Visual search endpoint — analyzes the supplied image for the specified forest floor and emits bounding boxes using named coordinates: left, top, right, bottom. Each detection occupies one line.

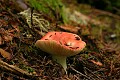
left=0, top=0, right=120, bottom=80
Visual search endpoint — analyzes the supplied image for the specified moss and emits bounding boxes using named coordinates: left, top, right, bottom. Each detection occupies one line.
left=28, top=0, right=68, bottom=23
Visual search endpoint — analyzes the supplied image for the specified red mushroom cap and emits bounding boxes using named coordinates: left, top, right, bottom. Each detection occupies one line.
left=35, top=32, right=86, bottom=56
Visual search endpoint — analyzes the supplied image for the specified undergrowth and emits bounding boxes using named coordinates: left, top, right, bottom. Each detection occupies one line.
left=28, top=0, right=68, bottom=23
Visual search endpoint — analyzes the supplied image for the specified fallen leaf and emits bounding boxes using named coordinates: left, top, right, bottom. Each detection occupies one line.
left=90, top=60, right=103, bottom=66
left=0, top=48, right=12, bottom=60
left=59, top=25, right=80, bottom=33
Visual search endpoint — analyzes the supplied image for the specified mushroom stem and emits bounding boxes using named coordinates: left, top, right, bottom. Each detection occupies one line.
left=52, top=55, right=67, bottom=73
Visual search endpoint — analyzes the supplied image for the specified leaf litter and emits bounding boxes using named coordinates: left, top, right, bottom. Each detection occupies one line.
left=0, top=0, right=120, bottom=80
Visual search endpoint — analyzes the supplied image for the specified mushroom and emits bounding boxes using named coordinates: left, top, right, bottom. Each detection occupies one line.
left=35, top=32, right=86, bottom=73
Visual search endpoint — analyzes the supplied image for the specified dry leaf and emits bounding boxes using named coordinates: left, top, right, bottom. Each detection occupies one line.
left=59, top=25, right=80, bottom=33
left=0, top=48, right=12, bottom=60
left=90, top=60, right=103, bottom=66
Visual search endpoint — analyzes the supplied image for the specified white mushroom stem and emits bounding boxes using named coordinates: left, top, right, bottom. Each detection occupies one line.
left=52, top=55, right=67, bottom=73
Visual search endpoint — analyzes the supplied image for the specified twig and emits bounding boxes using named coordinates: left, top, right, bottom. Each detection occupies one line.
left=84, top=67, right=103, bottom=80
left=69, top=66, right=94, bottom=80
left=0, top=60, right=36, bottom=79
left=93, top=9, right=120, bottom=20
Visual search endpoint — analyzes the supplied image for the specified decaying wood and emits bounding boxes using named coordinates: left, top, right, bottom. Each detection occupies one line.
left=0, top=60, right=36, bottom=79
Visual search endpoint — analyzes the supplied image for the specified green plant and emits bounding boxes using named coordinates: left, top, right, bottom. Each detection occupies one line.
left=28, top=0, right=68, bottom=23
